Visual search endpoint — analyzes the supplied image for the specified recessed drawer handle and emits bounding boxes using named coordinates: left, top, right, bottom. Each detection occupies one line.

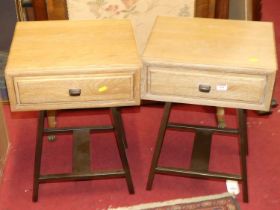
left=199, top=84, right=211, bottom=93
left=69, top=88, right=81, bottom=96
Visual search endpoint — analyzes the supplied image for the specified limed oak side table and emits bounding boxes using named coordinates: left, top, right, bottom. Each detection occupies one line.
left=5, top=19, right=141, bottom=201
left=142, top=16, right=277, bottom=202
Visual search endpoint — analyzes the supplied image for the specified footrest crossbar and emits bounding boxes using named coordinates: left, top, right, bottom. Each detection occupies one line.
left=44, top=125, right=114, bottom=134
left=155, top=166, right=242, bottom=181
left=39, top=170, right=126, bottom=183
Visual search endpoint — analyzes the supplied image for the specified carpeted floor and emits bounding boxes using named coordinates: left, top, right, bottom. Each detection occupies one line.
left=1, top=0, right=280, bottom=210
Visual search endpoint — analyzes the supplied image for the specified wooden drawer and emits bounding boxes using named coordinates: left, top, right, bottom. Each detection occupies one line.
left=142, top=66, right=274, bottom=111
left=10, top=72, right=139, bottom=111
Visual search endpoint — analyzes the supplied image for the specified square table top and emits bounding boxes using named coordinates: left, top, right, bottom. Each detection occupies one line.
left=6, top=19, right=141, bottom=76
left=143, top=16, right=277, bottom=74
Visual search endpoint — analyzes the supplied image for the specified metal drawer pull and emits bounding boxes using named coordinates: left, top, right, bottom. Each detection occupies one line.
left=69, top=88, right=81, bottom=96
left=199, top=84, right=211, bottom=93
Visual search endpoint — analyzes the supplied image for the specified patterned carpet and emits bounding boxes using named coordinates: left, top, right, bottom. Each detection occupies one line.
left=109, top=193, right=240, bottom=210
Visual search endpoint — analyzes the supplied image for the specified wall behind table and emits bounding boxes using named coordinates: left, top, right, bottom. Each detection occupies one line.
left=0, top=0, right=17, bottom=51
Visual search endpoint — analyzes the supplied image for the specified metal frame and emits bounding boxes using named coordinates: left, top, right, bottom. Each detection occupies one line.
left=146, top=102, right=249, bottom=202
left=32, top=108, right=134, bottom=202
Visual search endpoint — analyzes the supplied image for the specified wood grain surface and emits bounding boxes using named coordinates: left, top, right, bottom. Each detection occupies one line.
left=143, top=17, right=276, bottom=72
left=6, top=20, right=141, bottom=74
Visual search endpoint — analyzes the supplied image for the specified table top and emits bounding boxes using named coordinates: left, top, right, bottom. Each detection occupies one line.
left=6, top=19, right=141, bottom=76
left=143, top=16, right=277, bottom=74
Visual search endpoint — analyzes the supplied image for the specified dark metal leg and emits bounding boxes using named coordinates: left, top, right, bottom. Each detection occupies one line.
left=238, top=109, right=249, bottom=202
left=238, top=110, right=248, bottom=156
left=116, top=107, right=128, bottom=149
left=32, top=111, right=46, bottom=202
left=146, top=102, right=172, bottom=190
left=145, top=105, right=249, bottom=202
left=111, top=107, right=134, bottom=194
left=32, top=108, right=134, bottom=201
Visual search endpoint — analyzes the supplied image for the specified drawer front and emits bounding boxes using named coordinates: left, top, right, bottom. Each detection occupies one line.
left=146, top=67, right=267, bottom=105
left=14, top=73, right=136, bottom=107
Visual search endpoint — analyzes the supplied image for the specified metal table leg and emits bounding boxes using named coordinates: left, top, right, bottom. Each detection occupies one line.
left=32, top=108, right=134, bottom=202
left=146, top=102, right=249, bottom=202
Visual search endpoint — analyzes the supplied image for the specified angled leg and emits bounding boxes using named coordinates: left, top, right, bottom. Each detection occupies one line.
left=115, top=107, right=128, bottom=148
left=47, top=110, right=56, bottom=141
left=238, top=109, right=248, bottom=156
left=238, top=109, right=249, bottom=202
left=146, top=102, right=172, bottom=190
left=111, top=107, right=134, bottom=194
left=32, top=111, right=46, bottom=202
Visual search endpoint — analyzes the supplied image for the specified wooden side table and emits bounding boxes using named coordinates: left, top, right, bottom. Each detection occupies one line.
left=142, top=16, right=277, bottom=202
left=5, top=19, right=141, bottom=201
